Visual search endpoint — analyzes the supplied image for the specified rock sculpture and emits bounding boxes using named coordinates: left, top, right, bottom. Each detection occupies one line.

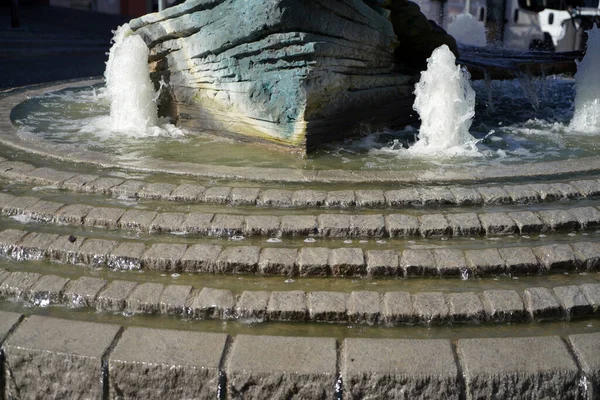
left=130, top=0, right=416, bottom=153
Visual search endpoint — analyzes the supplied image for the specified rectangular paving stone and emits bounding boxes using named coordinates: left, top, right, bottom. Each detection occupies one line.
left=382, top=291, right=413, bottom=325
left=235, top=291, right=270, bottom=322
left=308, top=291, right=348, bottom=322
left=449, top=187, right=483, bottom=205
left=26, top=200, right=65, bottom=222
left=344, top=338, right=460, bottom=400
left=503, top=184, right=540, bottom=203
left=478, top=212, right=518, bottom=235
left=348, top=291, right=381, bottom=325
left=477, top=186, right=511, bottom=204
left=107, top=242, right=147, bottom=270
left=412, top=292, right=449, bottom=323
left=351, top=214, right=385, bottom=237
left=188, top=287, right=235, bottom=319
left=385, top=188, right=421, bottom=206
left=12, top=232, right=59, bottom=260
left=267, top=290, right=308, bottom=321
left=60, top=173, right=100, bottom=191
left=110, top=179, right=146, bottom=198
left=76, top=238, right=118, bottom=266
left=3, top=316, right=121, bottom=400
left=432, top=249, right=467, bottom=276
left=499, top=247, right=539, bottom=274
left=523, top=287, right=562, bottom=320
left=446, top=212, right=483, bottom=236
left=96, top=280, right=138, bottom=312
left=532, top=244, right=578, bottom=271
left=385, top=214, right=419, bottom=237
left=298, top=247, right=331, bottom=276
left=243, top=215, right=280, bottom=236
left=538, top=209, right=579, bottom=232
left=465, top=248, right=506, bottom=275
left=419, top=213, right=450, bottom=237
left=2, top=195, right=39, bottom=215
left=29, top=275, right=69, bottom=306
left=126, top=282, right=164, bottom=314
left=318, top=214, right=351, bottom=237
left=0, top=271, right=41, bottom=300
left=203, top=186, right=231, bottom=203
left=148, top=212, right=187, bottom=233
left=508, top=211, right=544, bottom=234
left=567, top=206, right=600, bottom=229
left=170, top=183, right=206, bottom=201
left=62, top=276, right=107, bottom=308
left=258, top=247, right=298, bottom=275
left=117, top=209, right=158, bottom=231
left=291, top=189, right=327, bottom=207
left=325, top=190, right=356, bottom=207
left=527, top=183, right=564, bottom=201
left=447, top=292, right=485, bottom=322
left=47, top=234, right=83, bottom=264
left=401, top=249, right=437, bottom=276
left=0, top=229, right=27, bottom=255
left=0, top=310, right=22, bottom=343
left=137, top=182, right=177, bottom=199
left=258, top=189, right=293, bottom=207
left=568, top=332, right=600, bottom=399
left=579, top=283, right=600, bottom=313
left=570, top=179, right=600, bottom=197
left=280, top=215, right=318, bottom=235
left=330, top=247, right=365, bottom=276
left=481, top=289, right=526, bottom=322
left=142, top=243, right=187, bottom=270
left=215, top=246, right=260, bottom=274
left=210, top=214, right=244, bottom=236
left=366, top=249, right=400, bottom=277
left=229, top=187, right=260, bottom=205
left=355, top=189, right=385, bottom=207
left=227, top=335, right=337, bottom=400
left=0, top=161, right=36, bottom=179
left=553, top=285, right=593, bottom=317
left=109, top=328, right=227, bottom=399
left=419, top=187, right=456, bottom=205
left=181, top=212, right=214, bottom=234
left=83, top=206, right=125, bottom=228
left=84, top=176, right=125, bottom=194
left=159, top=284, right=193, bottom=316
left=458, top=336, right=579, bottom=400
left=180, top=244, right=222, bottom=272
left=53, top=204, right=93, bottom=225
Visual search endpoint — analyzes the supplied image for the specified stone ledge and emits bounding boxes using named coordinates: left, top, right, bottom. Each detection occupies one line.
left=3, top=161, right=600, bottom=208
left=2, top=196, right=600, bottom=239
left=1, top=269, right=598, bottom=326
left=0, top=229, right=598, bottom=279
left=0, top=315, right=596, bottom=400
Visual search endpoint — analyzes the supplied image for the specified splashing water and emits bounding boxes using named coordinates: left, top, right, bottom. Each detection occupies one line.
left=409, top=45, right=479, bottom=156
left=447, top=13, right=487, bottom=47
left=103, top=24, right=183, bottom=137
left=570, top=27, right=600, bottom=133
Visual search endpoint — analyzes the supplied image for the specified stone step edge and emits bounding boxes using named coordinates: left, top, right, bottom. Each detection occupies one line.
left=1, top=229, right=600, bottom=277
left=3, top=191, right=600, bottom=239
left=0, top=267, right=598, bottom=326
left=2, top=158, right=600, bottom=208
left=1, top=312, right=598, bottom=399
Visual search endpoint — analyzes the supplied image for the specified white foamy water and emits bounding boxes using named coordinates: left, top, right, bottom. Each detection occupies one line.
left=103, top=23, right=184, bottom=137
left=570, top=27, right=600, bottom=133
left=447, top=13, right=487, bottom=47
left=408, top=45, right=479, bottom=156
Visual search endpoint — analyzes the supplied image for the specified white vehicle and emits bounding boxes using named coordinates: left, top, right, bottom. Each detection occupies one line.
left=539, top=9, right=572, bottom=46
left=501, top=0, right=548, bottom=50
left=540, top=1, right=600, bottom=51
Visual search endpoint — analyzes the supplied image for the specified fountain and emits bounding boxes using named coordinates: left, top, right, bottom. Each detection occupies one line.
left=0, top=2, right=599, bottom=399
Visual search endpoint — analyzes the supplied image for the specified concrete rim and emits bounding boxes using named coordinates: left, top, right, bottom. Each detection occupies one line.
left=4, top=79, right=600, bottom=184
